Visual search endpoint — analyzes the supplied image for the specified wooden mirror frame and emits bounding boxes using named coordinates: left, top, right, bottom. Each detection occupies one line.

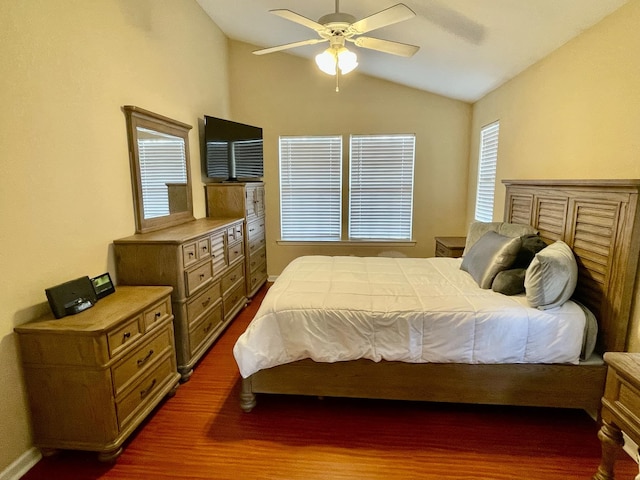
left=123, top=106, right=195, bottom=233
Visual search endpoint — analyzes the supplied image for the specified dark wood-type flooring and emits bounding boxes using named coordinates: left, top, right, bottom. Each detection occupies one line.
left=22, top=284, right=639, bottom=479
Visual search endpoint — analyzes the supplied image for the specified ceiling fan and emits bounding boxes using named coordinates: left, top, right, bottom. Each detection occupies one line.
left=253, top=1, right=420, bottom=89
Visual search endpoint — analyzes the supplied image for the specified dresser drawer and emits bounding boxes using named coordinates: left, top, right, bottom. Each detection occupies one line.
left=249, top=262, right=267, bottom=292
left=186, top=281, right=221, bottom=325
left=182, top=242, right=198, bottom=267
left=143, top=297, right=171, bottom=331
left=222, top=262, right=244, bottom=293
left=224, top=282, right=245, bottom=316
left=247, top=218, right=265, bottom=242
left=249, top=246, right=266, bottom=273
left=188, top=303, right=223, bottom=356
left=228, top=240, right=244, bottom=265
left=112, top=326, right=174, bottom=395
left=116, top=353, right=175, bottom=429
left=108, top=316, right=143, bottom=358
left=185, top=261, right=213, bottom=296
left=197, top=237, right=211, bottom=258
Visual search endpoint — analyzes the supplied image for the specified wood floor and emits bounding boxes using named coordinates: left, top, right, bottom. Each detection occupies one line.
left=22, top=284, right=639, bottom=480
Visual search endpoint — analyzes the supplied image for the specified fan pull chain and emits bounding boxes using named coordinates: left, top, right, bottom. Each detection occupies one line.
left=335, top=68, right=340, bottom=92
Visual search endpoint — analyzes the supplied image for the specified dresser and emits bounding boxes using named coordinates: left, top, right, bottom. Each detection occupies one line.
left=594, top=352, right=640, bottom=480
left=434, top=236, right=466, bottom=258
left=15, top=286, right=179, bottom=461
left=205, top=182, right=267, bottom=298
left=114, top=217, right=246, bottom=381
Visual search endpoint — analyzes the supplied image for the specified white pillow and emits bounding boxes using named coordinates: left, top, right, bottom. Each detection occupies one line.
left=525, top=241, right=578, bottom=309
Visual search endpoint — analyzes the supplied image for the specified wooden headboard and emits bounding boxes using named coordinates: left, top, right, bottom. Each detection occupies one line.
left=503, top=180, right=640, bottom=354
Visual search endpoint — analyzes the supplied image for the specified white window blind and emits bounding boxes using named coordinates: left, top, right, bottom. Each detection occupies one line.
left=279, top=136, right=342, bottom=240
left=475, top=121, right=500, bottom=222
left=349, top=134, right=415, bottom=240
left=137, top=127, right=188, bottom=219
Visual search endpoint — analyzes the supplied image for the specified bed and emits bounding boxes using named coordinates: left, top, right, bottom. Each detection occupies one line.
left=235, top=180, right=640, bottom=418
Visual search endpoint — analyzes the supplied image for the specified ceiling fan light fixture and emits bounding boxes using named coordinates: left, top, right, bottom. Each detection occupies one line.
left=315, top=46, right=358, bottom=76
left=315, top=49, right=337, bottom=75
left=337, top=48, right=358, bottom=74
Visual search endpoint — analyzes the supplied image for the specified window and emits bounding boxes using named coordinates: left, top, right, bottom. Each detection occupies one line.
left=349, top=134, right=415, bottom=240
left=279, top=136, right=342, bottom=240
left=279, top=133, right=416, bottom=242
left=475, top=121, right=500, bottom=222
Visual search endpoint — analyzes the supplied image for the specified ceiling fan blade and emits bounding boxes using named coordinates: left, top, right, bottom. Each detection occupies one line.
left=270, top=9, right=327, bottom=33
left=253, top=38, right=327, bottom=56
left=353, top=37, right=419, bottom=57
left=349, top=4, right=416, bottom=35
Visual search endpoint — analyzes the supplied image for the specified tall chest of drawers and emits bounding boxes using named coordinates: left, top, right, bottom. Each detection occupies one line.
left=15, top=286, right=179, bottom=461
left=205, top=182, right=267, bottom=298
left=113, top=217, right=246, bottom=381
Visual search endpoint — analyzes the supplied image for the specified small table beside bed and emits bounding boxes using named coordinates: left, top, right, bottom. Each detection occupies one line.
left=234, top=179, right=640, bottom=420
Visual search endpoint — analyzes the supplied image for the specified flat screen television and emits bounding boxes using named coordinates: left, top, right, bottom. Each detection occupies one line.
left=203, top=115, right=263, bottom=182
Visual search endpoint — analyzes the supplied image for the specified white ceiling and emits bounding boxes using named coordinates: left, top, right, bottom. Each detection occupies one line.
left=196, top=0, right=628, bottom=103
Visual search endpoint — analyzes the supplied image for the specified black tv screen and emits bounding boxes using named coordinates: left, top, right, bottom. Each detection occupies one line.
left=203, top=115, right=263, bottom=181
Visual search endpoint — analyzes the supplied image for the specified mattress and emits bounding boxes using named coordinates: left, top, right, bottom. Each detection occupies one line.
left=233, top=256, right=586, bottom=378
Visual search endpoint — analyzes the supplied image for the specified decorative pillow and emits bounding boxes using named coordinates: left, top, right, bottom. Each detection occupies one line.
left=512, top=234, right=548, bottom=269
left=463, top=222, right=538, bottom=256
left=524, top=241, right=578, bottom=309
left=460, top=231, right=522, bottom=289
left=492, top=268, right=527, bottom=295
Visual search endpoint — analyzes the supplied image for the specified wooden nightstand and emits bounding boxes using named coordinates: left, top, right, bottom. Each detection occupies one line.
left=434, top=236, right=466, bottom=258
left=594, top=352, right=640, bottom=480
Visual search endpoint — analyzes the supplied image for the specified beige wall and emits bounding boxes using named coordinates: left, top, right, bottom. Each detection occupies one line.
left=0, top=0, right=229, bottom=472
left=228, top=40, right=472, bottom=274
left=468, top=0, right=640, bottom=348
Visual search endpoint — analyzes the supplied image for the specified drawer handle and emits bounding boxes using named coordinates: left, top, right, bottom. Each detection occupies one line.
left=140, top=379, right=157, bottom=400
left=230, top=275, right=237, bottom=282
left=203, top=322, right=213, bottom=334
left=251, top=277, right=257, bottom=285
left=249, top=228, right=255, bottom=232
left=202, top=297, right=211, bottom=308
left=137, top=349, right=154, bottom=367
left=154, top=311, right=162, bottom=319
left=199, top=274, right=205, bottom=280
left=188, top=252, right=194, bottom=258
left=202, top=246, right=208, bottom=252
left=123, top=332, right=131, bottom=341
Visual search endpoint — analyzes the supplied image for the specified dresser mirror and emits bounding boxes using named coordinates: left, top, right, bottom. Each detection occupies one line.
left=123, top=105, right=194, bottom=233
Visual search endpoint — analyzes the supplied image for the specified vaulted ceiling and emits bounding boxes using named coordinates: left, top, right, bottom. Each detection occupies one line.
left=196, top=0, right=629, bottom=102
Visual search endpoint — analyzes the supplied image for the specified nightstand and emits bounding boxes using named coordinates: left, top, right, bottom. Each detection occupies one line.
left=594, top=352, right=640, bottom=480
left=434, top=236, right=466, bottom=258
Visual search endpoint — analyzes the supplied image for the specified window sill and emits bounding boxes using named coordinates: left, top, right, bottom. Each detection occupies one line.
left=277, top=239, right=417, bottom=247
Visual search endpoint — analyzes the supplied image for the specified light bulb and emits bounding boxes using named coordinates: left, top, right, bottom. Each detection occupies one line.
left=337, top=48, right=358, bottom=75
left=315, top=49, right=337, bottom=75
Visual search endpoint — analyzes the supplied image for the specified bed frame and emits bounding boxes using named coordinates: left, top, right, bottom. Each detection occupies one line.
left=240, top=180, right=640, bottom=418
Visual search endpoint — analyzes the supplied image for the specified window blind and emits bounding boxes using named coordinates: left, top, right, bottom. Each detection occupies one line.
left=349, top=134, right=415, bottom=240
left=475, top=121, right=500, bottom=222
left=279, top=136, right=342, bottom=240
left=137, top=127, right=188, bottom=219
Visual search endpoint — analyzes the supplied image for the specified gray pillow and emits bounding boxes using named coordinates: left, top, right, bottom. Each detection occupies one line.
left=461, top=231, right=522, bottom=289
left=492, top=268, right=527, bottom=295
left=463, top=221, right=538, bottom=256
left=525, top=241, right=578, bottom=309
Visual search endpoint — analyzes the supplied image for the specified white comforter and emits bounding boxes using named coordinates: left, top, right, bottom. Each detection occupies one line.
left=233, top=256, right=586, bottom=378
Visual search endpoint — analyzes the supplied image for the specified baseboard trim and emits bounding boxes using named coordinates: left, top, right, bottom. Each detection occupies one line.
left=0, top=448, right=41, bottom=480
